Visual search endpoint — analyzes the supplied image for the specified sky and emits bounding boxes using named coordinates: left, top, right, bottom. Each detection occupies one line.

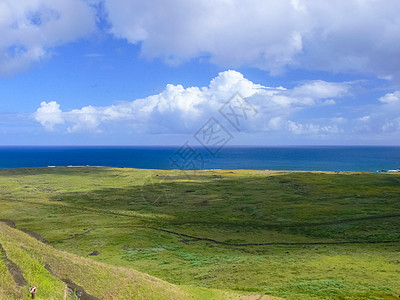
left=1, top=0, right=400, bottom=146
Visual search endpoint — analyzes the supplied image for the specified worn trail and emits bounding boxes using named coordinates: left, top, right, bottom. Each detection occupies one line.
left=0, top=243, right=27, bottom=287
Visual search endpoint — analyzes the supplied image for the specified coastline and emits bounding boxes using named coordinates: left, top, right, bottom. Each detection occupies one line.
left=0, top=165, right=397, bottom=174
left=0, top=146, right=399, bottom=172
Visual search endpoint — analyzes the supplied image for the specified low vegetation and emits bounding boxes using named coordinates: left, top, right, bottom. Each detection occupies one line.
left=1, top=220, right=262, bottom=299
left=0, top=167, right=399, bottom=299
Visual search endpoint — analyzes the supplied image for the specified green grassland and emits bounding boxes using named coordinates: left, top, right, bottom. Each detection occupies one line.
left=0, top=167, right=399, bottom=299
left=0, top=219, right=259, bottom=300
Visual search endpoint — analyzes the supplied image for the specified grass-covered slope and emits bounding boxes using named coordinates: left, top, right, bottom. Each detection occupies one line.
left=0, top=167, right=399, bottom=299
left=0, top=221, right=271, bottom=299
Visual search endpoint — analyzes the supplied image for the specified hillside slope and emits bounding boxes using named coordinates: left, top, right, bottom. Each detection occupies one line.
left=0, top=221, right=274, bottom=299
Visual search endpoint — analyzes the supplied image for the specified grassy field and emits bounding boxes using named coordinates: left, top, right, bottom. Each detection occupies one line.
left=0, top=167, right=399, bottom=299
left=0, top=219, right=262, bottom=299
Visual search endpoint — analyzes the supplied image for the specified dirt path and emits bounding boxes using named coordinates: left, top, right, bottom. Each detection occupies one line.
left=0, top=219, right=49, bottom=244
left=44, top=262, right=101, bottom=300
left=0, top=243, right=27, bottom=287
left=0, top=219, right=16, bottom=228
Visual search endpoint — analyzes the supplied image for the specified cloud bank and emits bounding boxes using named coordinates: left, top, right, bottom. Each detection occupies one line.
left=34, top=70, right=349, bottom=136
left=104, top=0, right=400, bottom=80
left=1, top=0, right=400, bottom=81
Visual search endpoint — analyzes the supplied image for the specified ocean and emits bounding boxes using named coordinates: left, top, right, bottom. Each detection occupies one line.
left=0, top=146, right=399, bottom=172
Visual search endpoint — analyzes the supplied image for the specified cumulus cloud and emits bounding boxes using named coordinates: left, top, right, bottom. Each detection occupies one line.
left=34, top=101, right=64, bottom=131
left=33, top=70, right=349, bottom=134
left=0, top=0, right=96, bottom=76
left=103, top=0, right=400, bottom=80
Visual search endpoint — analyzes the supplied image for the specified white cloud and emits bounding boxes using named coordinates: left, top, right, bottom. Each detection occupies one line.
left=0, top=0, right=96, bottom=76
left=331, top=117, right=346, bottom=123
left=287, top=120, right=339, bottom=135
left=3, top=0, right=400, bottom=81
left=33, top=70, right=349, bottom=134
left=373, top=91, right=400, bottom=134
left=323, top=99, right=336, bottom=105
left=67, top=106, right=102, bottom=133
left=382, top=118, right=400, bottom=132
left=348, top=91, right=400, bottom=136
left=266, top=117, right=284, bottom=131
left=356, top=116, right=370, bottom=122
left=103, top=0, right=400, bottom=80
left=34, top=101, right=64, bottom=131
left=379, top=91, right=400, bottom=104
left=291, top=81, right=348, bottom=100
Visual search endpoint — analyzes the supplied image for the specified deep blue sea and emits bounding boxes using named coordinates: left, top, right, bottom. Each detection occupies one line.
left=0, top=146, right=399, bottom=172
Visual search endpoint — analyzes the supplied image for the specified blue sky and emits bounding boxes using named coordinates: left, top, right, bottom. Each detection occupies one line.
left=1, top=0, right=400, bottom=145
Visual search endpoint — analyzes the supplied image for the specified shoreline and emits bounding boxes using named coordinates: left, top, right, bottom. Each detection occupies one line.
left=0, top=165, right=396, bottom=174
